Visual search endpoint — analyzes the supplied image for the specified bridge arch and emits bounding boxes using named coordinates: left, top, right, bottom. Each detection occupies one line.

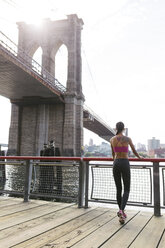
left=27, top=41, right=41, bottom=58
left=48, top=39, right=68, bottom=83
left=32, top=46, right=43, bottom=74
left=8, top=15, right=84, bottom=156
left=54, top=44, right=68, bottom=88
left=17, top=15, right=84, bottom=95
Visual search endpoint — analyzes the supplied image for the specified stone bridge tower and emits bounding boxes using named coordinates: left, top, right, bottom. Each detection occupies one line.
left=8, top=15, right=84, bottom=156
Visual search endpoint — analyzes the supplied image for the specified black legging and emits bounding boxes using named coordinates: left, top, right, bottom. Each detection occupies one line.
left=113, top=159, right=130, bottom=210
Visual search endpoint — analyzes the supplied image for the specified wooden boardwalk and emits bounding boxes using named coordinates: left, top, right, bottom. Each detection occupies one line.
left=0, top=196, right=164, bottom=248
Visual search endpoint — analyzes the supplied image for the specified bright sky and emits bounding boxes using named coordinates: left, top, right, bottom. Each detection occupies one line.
left=0, top=0, right=165, bottom=147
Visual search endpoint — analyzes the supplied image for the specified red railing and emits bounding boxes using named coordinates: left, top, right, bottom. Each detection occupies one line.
left=0, top=156, right=164, bottom=216
left=2, top=156, right=165, bottom=162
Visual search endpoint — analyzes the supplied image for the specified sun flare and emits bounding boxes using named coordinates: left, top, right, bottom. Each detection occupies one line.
left=17, top=0, right=54, bottom=25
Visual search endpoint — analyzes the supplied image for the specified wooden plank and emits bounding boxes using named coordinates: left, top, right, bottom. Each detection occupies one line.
left=70, top=210, right=139, bottom=248
left=0, top=201, right=22, bottom=208
left=0, top=202, right=74, bottom=230
left=0, top=196, right=13, bottom=201
left=0, top=196, right=22, bottom=201
left=101, top=211, right=153, bottom=248
left=1, top=197, right=164, bottom=248
left=158, top=229, right=165, bottom=248
left=0, top=197, right=56, bottom=208
left=11, top=207, right=106, bottom=248
left=0, top=197, right=23, bottom=207
left=129, top=215, right=165, bottom=248
left=0, top=201, right=49, bottom=217
left=41, top=209, right=117, bottom=248
left=0, top=204, right=78, bottom=241
left=0, top=205, right=96, bottom=248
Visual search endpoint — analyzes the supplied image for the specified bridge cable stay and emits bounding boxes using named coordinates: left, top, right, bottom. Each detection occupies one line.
left=2, top=0, right=22, bottom=10
left=0, top=0, right=20, bottom=25
left=82, top=47, right=111, bottom=130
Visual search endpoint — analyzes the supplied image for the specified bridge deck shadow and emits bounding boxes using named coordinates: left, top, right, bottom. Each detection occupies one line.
left=0, top=196, right=164, bottom=248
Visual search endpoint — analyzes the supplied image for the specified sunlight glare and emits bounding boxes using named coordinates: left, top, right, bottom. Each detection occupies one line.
left=18, top=0, right=52, bottom=25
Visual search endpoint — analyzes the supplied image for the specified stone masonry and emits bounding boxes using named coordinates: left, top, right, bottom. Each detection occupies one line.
left=8, top=15, right=84, bottom=156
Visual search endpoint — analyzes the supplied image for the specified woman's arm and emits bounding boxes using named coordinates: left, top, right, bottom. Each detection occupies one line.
left=110, top=138, right=115, bottom=160
left=111, top=143, right=115, bottom=160
left=128, top=138, right=141, bottom=159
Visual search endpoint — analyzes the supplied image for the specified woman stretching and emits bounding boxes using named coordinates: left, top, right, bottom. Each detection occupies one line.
left=110, top=122, right=141, bottom=224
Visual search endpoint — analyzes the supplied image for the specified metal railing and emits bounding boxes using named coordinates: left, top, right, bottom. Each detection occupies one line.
left=0, top=156, right=165, bottom=216
left=83, top=157, right=165, bottom=217
left=0, top=31, right=66, bottom=94
left=0, top=156, right=82, bottom=204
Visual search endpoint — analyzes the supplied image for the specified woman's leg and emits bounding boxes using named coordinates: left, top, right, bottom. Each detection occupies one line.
left=113, top=160, right=122, bottom=209
left=121, top=160, right=130, bottom=210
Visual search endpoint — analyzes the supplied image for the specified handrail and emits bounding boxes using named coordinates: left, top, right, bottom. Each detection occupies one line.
left=83, top=157, right=165, bottom=162
left=0, top=31, right=66, bottom=94
left=0, top=156, right=81, bottom=161
left=1, top=156, right=165, bottom=162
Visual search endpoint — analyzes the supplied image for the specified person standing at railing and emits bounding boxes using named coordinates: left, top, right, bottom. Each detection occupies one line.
left=39, top=140, right=62, bottom=199
left=110, top=121, right=141, bottom=224
left=49, top=140, right=62, bottom=200
left=39, top=143, right=52, bottom=194
left=0, top=148, right=6, bottom=194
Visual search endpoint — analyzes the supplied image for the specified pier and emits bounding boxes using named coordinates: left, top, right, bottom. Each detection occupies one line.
left=0, top=156, right=165, bottom=247
left=0, top=196, right=164, bottom=247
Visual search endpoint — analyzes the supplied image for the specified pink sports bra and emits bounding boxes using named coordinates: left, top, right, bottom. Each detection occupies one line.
left=113, top=146, right=128, bottom=153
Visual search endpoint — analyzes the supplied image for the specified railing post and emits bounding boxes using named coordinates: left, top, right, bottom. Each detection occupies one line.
left=24, top=160, right=33, bottom=202
left=153, top=162, right=161, bottom=216
left=85, top=161, right=89, bottom=208
left=78, top=159, right=85, bottom=208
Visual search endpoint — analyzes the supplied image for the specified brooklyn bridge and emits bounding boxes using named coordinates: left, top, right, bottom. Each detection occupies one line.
left=0, top=14, right=115, bottom=156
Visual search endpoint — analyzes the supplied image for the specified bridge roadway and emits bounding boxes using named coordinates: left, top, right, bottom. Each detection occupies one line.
left=0, top=31, right=115, bottom=142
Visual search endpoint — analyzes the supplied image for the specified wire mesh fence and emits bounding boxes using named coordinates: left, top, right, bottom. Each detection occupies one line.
left=0, top=163, right=25, bottom=195
left=31, top=162, right=79, bottom=200
left=129, top=167, right=151, bottom=204
left=89, top=163, right=152, bottom=206
left=0, top=161, right=79, bottom=201
left=90, top=166, right=116, bottom=201
left=163, top=168, right=165, bottom=206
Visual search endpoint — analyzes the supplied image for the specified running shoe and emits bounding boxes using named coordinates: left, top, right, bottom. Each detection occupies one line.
left=118, top=210, right=125, bottom=224
left=117, top=210, right=127, bottom=218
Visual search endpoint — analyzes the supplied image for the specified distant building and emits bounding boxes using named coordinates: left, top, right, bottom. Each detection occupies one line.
left=85, top=141, right=111, bottom=157
left=148, top=150, right=155, bottom=158
left=99, top=142, right=111, bottom=155
left=137, top=143, right=147, bottom=152
left=149, top=148, right=165, bottom=158
left=148, top=137, right=160, bottom=151
left=154, top=148, right=165, bottom=158
left=89, top=138, right=94, bottom=146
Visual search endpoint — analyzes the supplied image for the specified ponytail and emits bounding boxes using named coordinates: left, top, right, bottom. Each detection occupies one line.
left=116, top=122, right=124, bottom=135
